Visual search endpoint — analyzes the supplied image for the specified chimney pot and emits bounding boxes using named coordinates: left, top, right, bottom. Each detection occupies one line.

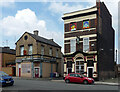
left=34, top=30, right=39, bottom=36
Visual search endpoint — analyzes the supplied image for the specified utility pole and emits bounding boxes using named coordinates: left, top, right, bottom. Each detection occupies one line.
left=116, top=50, right=117, bottom=63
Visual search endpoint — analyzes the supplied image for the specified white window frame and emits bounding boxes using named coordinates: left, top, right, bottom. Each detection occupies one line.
left=75, top=60, right=84, bottom=74
left=20, top=46, right=24, bottom=55
left=87, top=67, right=94, bottom=77
left=28, top=45, right=32, bottom=55
left=83, top=37, right=89, bottom=52
left=70, top=39, right=76, bottom=53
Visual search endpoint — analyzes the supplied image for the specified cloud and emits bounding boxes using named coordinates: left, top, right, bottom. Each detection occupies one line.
left=0, top=8, right=46, bottom=36
left=48, top=2, right=95, bottom=15
left=0, top=8, right=63, bottom=51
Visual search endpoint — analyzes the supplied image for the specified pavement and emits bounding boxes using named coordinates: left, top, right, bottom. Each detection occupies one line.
left=12, top=77, right=120, bottom=86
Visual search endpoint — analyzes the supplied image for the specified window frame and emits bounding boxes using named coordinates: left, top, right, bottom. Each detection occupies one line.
left=83, top=37, right=89, bottom=52
left=70, top=22, right=77, bottom=31
left=49, top=48, right=52, bottom=56
left=28, top=44, right=33, bottom=55
left=83, top=20, right=90, bottom=29
left=41, top=45, right=44, bottom=56
left=70, top=39, right=76, bottom=53
left=20, top=45, right=24, bottom=55
left=56, top=49, right=59, bottom=57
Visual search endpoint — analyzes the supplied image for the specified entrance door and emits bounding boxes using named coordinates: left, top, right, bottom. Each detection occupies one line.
left=12, top=67, right=16, bottom=76
left=68, top=68, right=72, bottom=74
left=88, top=68, right=93, bottom=78
left=35, top=68, right=39, bottom=78
left=19, top=68, right=21, bottom=77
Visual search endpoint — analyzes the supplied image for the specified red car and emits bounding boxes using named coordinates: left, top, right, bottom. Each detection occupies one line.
left=65, top=73, right=94, bottom=84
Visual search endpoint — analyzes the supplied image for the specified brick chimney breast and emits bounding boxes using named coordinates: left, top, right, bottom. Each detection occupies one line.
left=33, top=30, right=39, bottom=36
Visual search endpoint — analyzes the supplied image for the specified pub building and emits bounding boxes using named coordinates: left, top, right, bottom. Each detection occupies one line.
left=62, top=1, right=115, bottom=80
left=15, top=30, right=63, bottom=78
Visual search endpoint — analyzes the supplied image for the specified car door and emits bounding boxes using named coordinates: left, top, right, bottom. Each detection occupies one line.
left=74, top=74, right=83, bottom=83
left=69, top=74, right=76, bottom=82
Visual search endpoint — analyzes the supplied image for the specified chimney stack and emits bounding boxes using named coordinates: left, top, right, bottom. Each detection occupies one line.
left=49, top=39, right=54, bottom=41
left=34, top=30, right=39, bottom=36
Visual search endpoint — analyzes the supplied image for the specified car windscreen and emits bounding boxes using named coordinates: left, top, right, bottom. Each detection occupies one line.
left=81, top=74, right=87, bottom=77
left=0, top=71, right=8, bottom=77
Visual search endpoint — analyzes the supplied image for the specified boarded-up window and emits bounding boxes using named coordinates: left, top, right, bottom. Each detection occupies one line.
left=22, top=64, right=31, bottom=73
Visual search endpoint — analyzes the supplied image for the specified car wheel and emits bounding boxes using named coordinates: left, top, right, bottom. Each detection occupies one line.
left=91, top=81, right=94, bottom=85
left=65, top=79, right=70, bottom=83
left=83, top=80, right=88, bottom=84
left=10, top=83, right=13, bottom=86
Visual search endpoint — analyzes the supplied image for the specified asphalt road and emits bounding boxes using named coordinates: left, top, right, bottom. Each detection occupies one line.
left=1, top=78, right=119, bottom=91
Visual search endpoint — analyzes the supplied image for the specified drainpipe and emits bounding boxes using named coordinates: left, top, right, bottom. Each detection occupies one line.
left=51, top=58, right=53, bottom=79
left=31, top=56, right=34, bottom=78
left=51, top=63, right=53, bottom=79
left=40, top=62, right=42, bottom=78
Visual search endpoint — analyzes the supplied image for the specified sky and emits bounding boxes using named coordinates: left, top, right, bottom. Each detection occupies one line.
left=0, top=0, right=119, bottom=63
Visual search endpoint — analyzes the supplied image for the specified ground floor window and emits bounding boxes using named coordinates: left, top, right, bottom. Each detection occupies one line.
left=75, top=61, right=84, bottom=74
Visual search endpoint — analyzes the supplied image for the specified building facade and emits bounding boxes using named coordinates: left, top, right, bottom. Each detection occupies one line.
left=0, top=47, right=16, bottom=76
left=16, top=30, right=63, bottom=78
left=62, top=2, right=115, bottom=80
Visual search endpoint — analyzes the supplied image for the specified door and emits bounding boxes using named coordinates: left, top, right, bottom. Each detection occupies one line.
left=35, top=68, right=39, bottom=78
left=67, top=61, right=72, bottom=74
left=12, top=67, right=16, bottom=76
left=88, top=68, right=93, bottom=78
left=19, top=68, right=21, bottom=77
left=18, top=64, right=21, bottom=77
left=68, top=68, right=72, bottom=74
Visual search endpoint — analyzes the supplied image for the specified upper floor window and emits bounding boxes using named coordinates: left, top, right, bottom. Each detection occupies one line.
left=83, top=20, right=89, bottom=29
left=20, top=46, right=24, bottom=55
left=70, top=39, right=76, bottom=53
left=28, top=45, right=32, bottom=55
left=56, top=49, right=58, bottom=57
left=41, top=45, right=44, bottom=56
left=83, top=37, right=89, bottom=52
left=49, top=48, right=52, bottom=56
left=70, top=23, right=76, bottom=31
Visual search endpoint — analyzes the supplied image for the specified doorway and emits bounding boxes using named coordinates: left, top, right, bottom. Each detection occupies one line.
left=87, top=67, right=93, bottom=78
left=68, top=68, right=72, bottom=74
left=34, top=68, right=40, bottom=78
left=18, top=64, right=21, bottom=77
left=12, top=67, right=16, bottom=76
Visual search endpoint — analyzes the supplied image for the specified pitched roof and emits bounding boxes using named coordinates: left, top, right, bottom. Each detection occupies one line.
left=27, top=32, right=61, bottom=48
left=0, top=47, right=16, bottom=55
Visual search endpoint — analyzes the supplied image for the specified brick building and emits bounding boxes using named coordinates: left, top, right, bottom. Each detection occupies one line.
left=16, top=30, right=63, bottom=78
left=0, top=47, right=16, bottom=76
left=62, top=1, right=115, bottom=80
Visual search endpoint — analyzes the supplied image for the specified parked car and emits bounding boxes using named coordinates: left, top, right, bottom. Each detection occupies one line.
left=65, top=73, right=94, bottom=84
left=0, top=71, right=14, bottom=86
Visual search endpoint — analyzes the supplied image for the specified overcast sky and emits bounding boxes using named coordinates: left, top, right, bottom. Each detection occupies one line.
left=0, top=0, right=119, bottom=63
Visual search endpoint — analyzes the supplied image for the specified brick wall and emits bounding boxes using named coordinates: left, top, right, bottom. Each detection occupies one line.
left=2, top=67, right=13, bottom=76
left=2, top=53, right=16, bottom=67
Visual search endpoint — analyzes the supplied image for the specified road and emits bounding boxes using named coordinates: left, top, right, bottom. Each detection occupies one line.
left=1, top=78, right=119, bottom=91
